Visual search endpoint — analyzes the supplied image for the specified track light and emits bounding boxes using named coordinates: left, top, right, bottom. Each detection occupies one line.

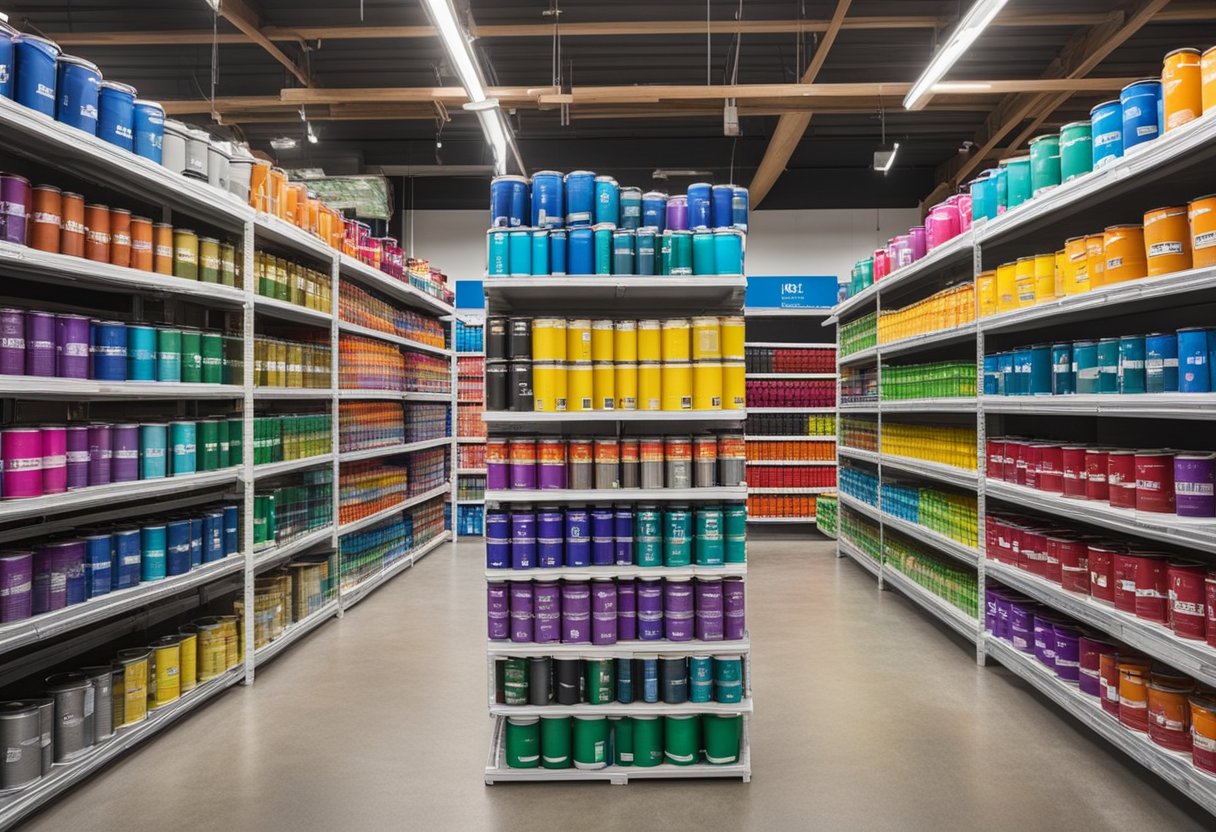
left=904, top=0, right=1008, bottom=111
left=873, top=143, right=900, bottom=174
left=306, top=124, right=318, bottom=144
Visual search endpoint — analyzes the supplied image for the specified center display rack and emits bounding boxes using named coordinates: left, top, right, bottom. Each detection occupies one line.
left=827, top=95, right=1216, bottom=816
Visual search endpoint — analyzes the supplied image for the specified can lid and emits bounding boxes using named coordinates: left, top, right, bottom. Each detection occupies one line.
left=593, top=175, right=617, bottom=183
left=1028, top=133, right=1059, bottom=145
left=0, top=702, right=38, bottom=719
left=592, top=222, right=617, bottom=231
left=1090, top=99, right=1121, bottom=114
left=44, top=671, right=91, bottom=693
left=688, top=182, right=713, bottom=189
left=1164, top=47, right=1202, bottom=58
left=565, top=170, right=595, bottom=178
left=531, top=169, right=562, bottom=178
left=100, top=80, right=138, bottom=96
left=58, top=54, right=102, bottom=74
left=712, top=183, right=735, bottom=190
left=133, top=99, right=165, bottom=112
left=1121, top=78, right=1162, bottom=92
left=642, top=190, right=668, bottom=199
left=492, top=174, right=528, bottom=183
left=1060, top=120, right=1091, bottom=131
left=15, top=34, right=62, bottom=54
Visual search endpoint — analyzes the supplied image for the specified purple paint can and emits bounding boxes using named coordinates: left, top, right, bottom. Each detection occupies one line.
left=664, top=577, right=693, bottom=641
left=511, top=508, right=536, bottom=569
left=486, top=439, right=508, bottom=491
left=536, top=507, right=563, bottom=568
left=984, top=588, right=1000, bottom=634
left=637, top=577, right=664, bottom=640
left=2, top=428, right=43, bottom=499
left=564, top=507, right=590, bottom=567
left=591, top=578, right=617, bottom=645
left=487, top=581, right=509, bottom=640
left=666, top=195, right=689, bottom=231
left=509, top=439, right=536, bottom=490
left=614, top=507, right=633, bottom=566
left=1078, top=635, right=1117, bottom=697
left=111, top=423, right=138, bottom=482
left=617, top=578, right=637, bottom=641
left=1053, top=623, right=1081, bottom=682
left=485, top=509, right=508, bottom=568
left=723, top=576, right=745, bottom=640
left=33, top=541, right=69, bottom=613
left=695, top=578, right=724, bottom=641
left=0, top=308, right=24, bottom=376
left=87, top=423, right=113, bottom=486
left=0, top=174, right=31, bottom=245
left=908, top=225, right=927, bottom=261
left=55, top=314, right=90, bottom=380
left=537, top=439, right=566, bottom=489
left=509, top=582, right=533, bottom=643
left=995, top=594, right=1013, bottom=641
left=533, top=581, right=560, bottom=643
left=1174, top=452, right=1216, bottom=518
left=590, top=506, right=614, bottom=566
left=561, top=580, right=590, bottom=644
left=1033, top=615, right=1060, bottom=671
left=24, top=311, right=55, bottom=377
left=65, top=425, right=89, bottom=489
left=1009, top=603, right=1034, bottom=652
left=40, top=426, right=66, bottom=494
left=0, top=552, right=33, bottom=622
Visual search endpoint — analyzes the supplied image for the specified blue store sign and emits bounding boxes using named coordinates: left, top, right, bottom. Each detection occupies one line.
left=745, top=275, right=837, bottom=309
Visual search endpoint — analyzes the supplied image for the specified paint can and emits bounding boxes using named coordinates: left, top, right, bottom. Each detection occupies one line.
left=540, top=716, right=571, bottom=769
left=509, top=582, right=534, bottom=643
left=1145, top=332, right=1178, bottom=393
left=1072, top=339, right=1099, bottom=393
left=572, top=715, right=609, bottom=770
left=202, top=511, right=223, bottom=562
left=509, top=359, right=533, bottom=411
left=29, top=185, right=62, bottom=254
left=663, top=714, right=700, bottom=766
left=2, top=428, right=42, bottom=499
left=533, top=581, right=560, bottom=642
left=617, top=579, right=637, bottom=640
left=1174, top=453, right=1216, bottom=518
left=564, top=507, right=590, bottom=567
left=1096, top=337, right=1119, bottom=394
left=592, top=578, right=618, bottom=644
left=1102, top=224, right=1146, bottom=285
left=504, top=717, right=540, bottom=769
left=634, top=504, right=663, bottom=567
left=1177, top=327, right=1213, bottom=392
left=1058, top=120, right=1092, bottom=181
left=511, top=508, right=537, bottom=570
left=1143, top=205, right=1191, bottom=276
left=549, top=228, right=568, bottom=274
left=1121, top=79, right=1162, bottom=151
left=637, top=579, right=663, bottom=640
left=592, top=223, right=613, bottom=274
left=165, top=519, right=191, bottom=576
left=1146, top=680, right=1195, bottom=753
left=657, top=655, right=688, bottom=704
left=1118, top=334, right=1146, bottom=394
left=0, top=702, right=42, bottom=789
left=1134, top=450, right=1174, bottom=514
left=1083, top=448, right=1108, bottom=500
left=490, top=174, right=529, bottom=228
left=1075, top=636, right=1115, bottom=699
left=38, top=425, right=66, bottom=495
left=1166, top=560, right=1208, bottom=639
left=82, top=533, right=112, bottom=598
left=1117, top=657, right=1153, bottom=732
left=614, top=506, right=634, bottom=565
left=612, top=228, right=635, bottom=275
left=112, top=423, right=139, bottom=482
left=508, top=228, right=532, bottom=276
left=1161, top=47, right=1203, bottom=132
left=14, top=35, right=60, bottom=116
left=0, top=552, right=33, bottom=622
left=44, top=672, right=93, bottom=762
left=96, top=80, right=137, bottom=150
left=529, top=170, right=563, bottom=228
left=487, top=582, right=508, bottom=639
left=169, top=420, right=196, bottom=476
left=111, top=527, right=140, bottom=590
left=133, top=100, right=164, bottom=163
left=567, top=226, right=593, bottom=274
left=140, top=523, right=167, bottom=582
left=664, top=577, right=694, bottom=642
left=56, top=55, right=101, bottom=135
left=1049, top=343, right=1073, bottom=395
left=486, top=229, right=508, bottom=276
left=590, top=506, right=614, bottom=566
left=1002, top=156, right=1031, bottom=209
left=24, top=310, right=55, bottom=378
left=178, top=328, right=202, bottom=383
left=695, top=507, right=724, bottom=566
left=1106, top=449, right=1137, bottom=508
left=1089, top=99, right=1124, bottom=170
left=1028, top=133, right=1061, bottom=196
left=529, top=228, right=550, bottom=275
left=593, top=176, right=619, bottom=225
left=561, top=581, right=590, bottom=643
left=669, top=229, right=693, bottom=275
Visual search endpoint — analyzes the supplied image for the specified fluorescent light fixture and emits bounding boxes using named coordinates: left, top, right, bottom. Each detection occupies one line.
left=306, top=125, right=318, bottom=144
left=203, top=0, right=220, bottom=10
left=903, top=0, right=1008, bottom=111
left=421, top=0, right=487, bottom=103
left=873, top=143, right=900, bottom=173
left=270, top=136, right=298, bottom=150
left=932, top=82, right=994, bottom=93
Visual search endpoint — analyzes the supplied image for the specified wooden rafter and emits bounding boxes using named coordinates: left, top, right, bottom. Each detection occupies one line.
left=217, top=0, right=309, bottom=87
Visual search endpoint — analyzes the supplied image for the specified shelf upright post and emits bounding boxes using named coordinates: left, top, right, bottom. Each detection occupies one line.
left=972, top=234, right=987, bottom=666
left=875, top=291, right=885, bottom=591
left=451, top=316, right=460, bottom=540
left=331, top=251, right=344, bottom=618
left=241, top=217, right=257, bottom=684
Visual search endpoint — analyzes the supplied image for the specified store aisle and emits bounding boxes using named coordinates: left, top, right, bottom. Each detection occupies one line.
left=19, top=539, right=1210, bottom=831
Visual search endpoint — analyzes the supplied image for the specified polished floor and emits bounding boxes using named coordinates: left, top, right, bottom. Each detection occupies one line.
left=19, top=537, right=1212, bottom=831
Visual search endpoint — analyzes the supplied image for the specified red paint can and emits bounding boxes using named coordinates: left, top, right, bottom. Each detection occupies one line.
left=1206, top=576, right=1216, bottom=649
left=1042, top=535, right=1065, bottom=584
left=1038, top=444, right=1064, bottom=493
left=1021, top=528, right=1048, bottom=577
left=1001, top=441, right=1019, bottom=482
left=991, top=517, right=1015, bottom=564
left=1023, top=444, right=1044, bottom=489
left=1013, top=441, right=1028, bottom=485
left=1056, top=537, right=1090, bottom=592
left=986, top=439, right=1005, bottom=481
left=1107, top=450, right=1137, bottom=508
left=1132, top=554, right=1170, bottom=623
left=1113, top=553, right=1140, bottom=614
left=1061, top=446, right=1087, bottom=498
left=1133, top=450, right=1175, bottom=513
left=1167, top=561, right=1208, bottom=640
left=1008, top=523, right=1025, bottom=569
left=1088, top=543, right=1121, bottom=604
left=1084, top=448, right=1110, bottom=501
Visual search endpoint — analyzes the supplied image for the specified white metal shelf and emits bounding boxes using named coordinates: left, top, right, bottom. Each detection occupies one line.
left=0, top=377, right=243, bottom=400
left=985, top=560, right=1216, bottom=687
left=337, top=389, right=452, bottom=402
left=250, top=454, right=333, bottom=479
left=488, top=698, right=753, bottom=718
left=882, top=565, right=979, bottom=640
left=746, top=342, right=837, bottom=349
left=878, top=322, right=978, bottom=358
left=458, top=351, right=487, bottom=357
left=745, top=435, right=836, bottom=442
left=337, top=320, right=452, bottom=356
left=486, top=487, right=747, bottom=503
left=341, top=531, right=451, bottom=610
left=338, top=483, right=452, bottom=535
left=747, top=486, right=834, bottom=494
left=882, top=398, right=977, bottom=413
left=338, top=436, right=451, bottom=463
left=878, top=454, right=979, bottom=489
left=747, top=373, right=837, bottom=380
left=839, top=493, right=880, bottom=522
left=253, top=386, right=333, bottom=400
left=338, top=254, right=455, bottom=317
left=253, top=525, right=335, bottom=572
left=838, top=346, right=878, bottom=366
left=487, top=635, right=751, bottom=658
left=486, top=564, right=747, bottom=581
left=253, top=295, right=333, bottom=326
left=0, top=468, right=239, bottom=525
left=459, top=437, right=488, bottom=443
left=982, top=393, right=1216, bottom=420
left=458, top=468, right=488, bottom=476
left=253, top=213, right=335, bottom=263
left=838, top=447, right=879, bottom=465
left=744, top=307, right=833, bottom=317
left=747, top=516, right=817, bottom=523
left=483, top=410, right=746, bottom=425
left=745, top=459, right=835, bottom=467
left=879, top=512, right=980, bottom=567
left=838, top=536, right=880, bottom=579
left=482, top=275, right=747, bottom=314
left=744, top=406, right=834, bottom=414
left=985, top=635, right=1216, bottom=816
left=838, top=402, right=877, bottom=413
left=253, top=599, right=341, bottom=665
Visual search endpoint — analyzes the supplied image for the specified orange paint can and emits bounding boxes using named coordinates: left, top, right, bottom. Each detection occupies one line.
left=1191, top=695, right=1216, bottom=775
left=84, top=204, right=111, bottom=263
left=1163, top=47, right=1203, bottom=131
left=29, top=185, right=62, bottom=254
left=109, top=208, right=132, bottom=268
left=1203, top=47, right=1216, bottom=116
left=60, top=192, right=85, bottom=257
left=1053, top=249, right=1069, bottom=297
left=1102, top=224, right=1147, bottom=285
left=1084, top=234, right=1106, bottom=287
left=1189, top=194, right=1216, bottom=268
left=1142, top=205, right=1192, bottom=277
left=130, top=216, right=154, bottom=271
left=1146, top=679, right=1194, bottom=752
left=1117, top=657, right=1152, bottom=732
left=153, top=223, right=174, bottom=275
left=250, top=160, right=272, bottom=211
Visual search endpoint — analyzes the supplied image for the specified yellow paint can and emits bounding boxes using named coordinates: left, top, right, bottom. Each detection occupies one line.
left=1065, top=236, right=1089, bottom=292
left=1054, top=249, right=1070, bottom=296
left=693, top=361, right=723, bottom=410
left=566, top=319, right=592, bottom=363
left=719, top=316, right=745, bottom=360
left=115, top=647, right=150, bottom=726
left=533, top=362, right=568, bottom=412
left=722, top=360, right=746, bottom=410
left=176, top=628, right=199, bottom=693
left=1033, top=253, right=1055, bottom=302
left=1014, top=256, right=1036, bottom=306
left=638, top=363, right=663, bottom=411
left=615, top=362, right=639, bottom=410
left=149, top=635, right=182, bottom=708
left=567, top=362, right=594, bottom=412
left=661, top=362, right=693, bottom=411
left=1085, top=233, right=1106, bottom=288
left=218, top=614, right=241, bottom=669
left=976, top=271, right=996, bottom=317
left=591, top=319, right=615, bottom=362
left=194, top=618, right=227, bottom=682
left=532, top=318, right=567, bottom=361
left=995, top=261, right=1018, bottom=311
left=592, top=362, right=616, bottom=410
left=661, top=319, right=691, bottom=362
left=613, top=320, right=638, bottom=362
left=691, top=316, right=722, bottom=360
left=637, top=320, right=662, bottom=362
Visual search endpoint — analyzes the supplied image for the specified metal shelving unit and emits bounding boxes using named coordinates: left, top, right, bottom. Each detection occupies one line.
left=454, top=322, right=487, bottom=539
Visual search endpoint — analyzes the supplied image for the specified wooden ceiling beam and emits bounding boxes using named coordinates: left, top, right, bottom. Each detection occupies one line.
left=216, top=0, right=309, bottom=86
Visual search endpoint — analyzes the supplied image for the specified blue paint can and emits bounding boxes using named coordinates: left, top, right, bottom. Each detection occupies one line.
left=713, top=228, right=744, bottom=275
left=83, top=533, right=112, bottom=599
left=636, top=227, right=657, bottom=275
left=112, top=528, right=141, bottom=589
left=593, top=223, right=614, bottom=275
left=564, top=171, right=595, bottom=226
left=508, top=228, right=532, bottom=276
left=1072, top=340, right=1099, bottom=394
left=620, top=187, right=642, bottom=230
left=133, top=99, right=165, bottom=163
left=530, top=170, right=564, bottom=228
left=537, top=507, right=563, bottom=568
left=1120, top=79, right=1162, bottom=152
left=612, top=229, right=635, bottom=275
left=640, top=656, right=659, bottom=702
left=616, top=658, right=634, bottom=703
left=687, top=182, right=713, bottom=228
left=0, top=23, right=14, bottom=100
left=56, top=55, right=101, bottom=135
left=490, top=174, right=529, bottom=228
left=1028, top=344, right=1052, bottom=395
left=1178, top=327, right=1213, bottom=392
left=590, top=506, right=614, bottom=566
left=97, top=81, right=136, bottom=151
left=126, top=324, right=156, bottom=381
left=710, top=185, right=733, bottom=228
left=166, top=519, right=191, bottom=576
left=567, top=226, right=593, bottom=275
left=970, top=172, right=998, bottom=222
left=997, top=351, right=1015, bottom=396
left=511, top=508, right=536, bottom=569
left=564, top=507, right=590, bottom=567
left=14, top=35, right=60, bottom=116
left=549, top=228, right=567, bottom=275
left=485, top=509, right=509, bottom=568
left=91, top=320, right=127, bottom=381
left=731, top=186, right=750, bottom=230
left=1090, top=99, right=1123, bottom=170
left=486, top=229, right=509, bottom=276
left=1051, top=343, right=1074, bottom=395
left=203, top=511, right=224, bottom=562
left=1096, top=337, right=1120, bottom=394
left=1144, top=332, right=1178, bottom=393
left=531, top=228, right=550, bottom=276
left=593, top=176, right=619, bottom=225
left=641, top=191, right=667, bottom=233
left=140, top=422, right=168, bottom=480
left=1011, top=348, right=1032, bottom=396
left=1118, top=335, right=1146, bottom=394
left=983, top=354, right=999, bottom=395
left=170, top=420, right=196, bottom=476
left=140, top=524, right=167, bottom=582
left=222, top=504, right=239, bottom=554
left=189, top=516, right=203, bottom=567
left=614, top=507, right=634, bottom=566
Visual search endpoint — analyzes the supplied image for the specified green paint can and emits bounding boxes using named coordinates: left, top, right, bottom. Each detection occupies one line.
left=179, top=329, right=202, bottom=383
left=572, top=716, right=609, bottom=770
left=223, top=336, right=242, bottom=384
left=503, top=658, right=528, bottom=706
left=694, top=506, right=724, bottom=566
left=664, top=506, right=691, bottom=567
left=635, top=505, right=663, bottom=567
left=540, top=716, right=572, bottom=769
left=714, top=655, right=744, bottom=704
left=1028, top=133, right=1061, bottom=197
left=663, top=714, right=701, bottom=766
left=197, top=420, right=220, bottom=472
left=702, top=714, right=742, bottom=764
left=505, top=716, right=540, bottom=768
left=631, top=715, right=663, bottom=767
left=227, top=418, right=243, bottom=465
left=611, top=716, right=633, bottom=766
left=669, top=229, right=693, bottom=275
left=585, top=658, right=614, bottom=705
left=724, top=502, right=747, bottom=563
left=658, top=231, right=673, bottom=276
left=201, top=332, right=224, bottom=385
left=1059, top=120, right=1093, bottom=182
left=156, top=328, right=182, bottom=383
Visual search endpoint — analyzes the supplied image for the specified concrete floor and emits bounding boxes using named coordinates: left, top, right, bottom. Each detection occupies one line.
left=18, top=537, right=1212, bottom=831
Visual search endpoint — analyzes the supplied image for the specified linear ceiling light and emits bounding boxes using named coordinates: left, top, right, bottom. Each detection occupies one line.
left=903, top=0, right=1008, bottom=111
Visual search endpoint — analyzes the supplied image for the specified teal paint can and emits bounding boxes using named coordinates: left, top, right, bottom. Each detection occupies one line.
left=1051, top=343, right=1074, bottom=395
left=508, top=228, right=532, bottom=276
left=635, top=505, right=663, bottom=567
left=658, top=230, right=673, bottom=275
left=669, top=229, right=692, bottom=275
left=1028, top=133, right=1061, bottom=197
left=1002, top=156, right=1031, bottom=209
left=487, top=229, right=509, bottom=276
left=691, top=228, right=716, bottom=275
left=139, top=423, right=167, bottom=479
left=724, top=503, right=747, bottom=563
left=1027, top=344, right=1052, bottom=395
left=663, top=506, right=691, bottom=567
left=612, top=228, right=635, bottom=275
left=592, top=222, right=614, bottom=275
left=714, top=655, right=744, bottom=704
left=694, top=506, right=724, bottom=566
left=1072, top=340, right=1099, bottom=394
left=635, top=227, right=657, bottom=275
left=126, top=325, right=156, bottom=381
left=1059, top=121, right=1093, bottom=182
left=140, top=524, right=167, bottom=582
left=689, top=655, right=713, bottom=703
left=1118, top=334, right=1146, bottom=394
left=993, top=165, right=1008, bottom=212
left=713, top=227, right=744, bottom=274
left=1096, top=337, right=1119, bottom=394
left=169, top=420, right=196, bottom=476
left=530, top=228, right=550, bottom=276
left=156, top=328, right=181, bottom=383
left=197, top=420, right=220, bottom=471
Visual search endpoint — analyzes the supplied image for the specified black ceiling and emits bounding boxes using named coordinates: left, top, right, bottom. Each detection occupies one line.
left=10, top=1, right=1216, bottom=210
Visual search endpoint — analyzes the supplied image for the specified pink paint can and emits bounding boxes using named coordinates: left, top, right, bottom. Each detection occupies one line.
left=1, top=429, right=43, bottom=499
left=926, top=201, right=961, bottom=250
left=39, top=425, right=66, bottom=494
left=908, top=226, right=927, bottom=260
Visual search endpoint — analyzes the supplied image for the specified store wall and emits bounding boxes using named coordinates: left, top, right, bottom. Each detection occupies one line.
left=403, top=207, right=921, bottom=283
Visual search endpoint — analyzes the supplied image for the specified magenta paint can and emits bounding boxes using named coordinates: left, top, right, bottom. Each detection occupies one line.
left=2, top=428, right=43, bottom=499
left=487, top=581, right=509, bottom=640
left=723, top=576, right=745, bottom=640
left=87, top=423, right=113, bottom=486
left=65, top=425, right=89, bottom=489
left=695, top=577, right=724, bottom=641
left=0, top=174, right=31, bottom=245
left=1174, top=452, right=1216, bottom=518
left=561, top=580, right=590, bottom=644
left=0, top=307, right=24, bottom=376
left=908, top=225, right=927, bottom=261
left=533, top=580, right=560, bottom=643
left=509, top=581, right=533, bottom=643
left=0, top=552, right=33, bottom=622
left=39, top=425, right=67, bottom=494
left=591, top=578, right=618, bottom=645
left=663, top=577, right=693, bottom=641
left=637, top=577, right=663, bottom=640
left=54, top=314, right=90, bottom=380
left=111, top=423, right=138, bottom=482
left=617, top=578, right=637, bottom=641
left=24, top=311, right=55, bottom=377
